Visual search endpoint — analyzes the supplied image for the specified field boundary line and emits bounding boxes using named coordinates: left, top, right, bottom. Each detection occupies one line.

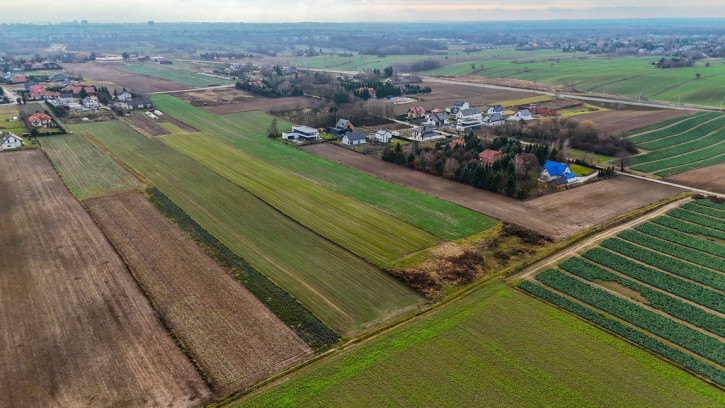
left=80, top=128, right=154, bottom=185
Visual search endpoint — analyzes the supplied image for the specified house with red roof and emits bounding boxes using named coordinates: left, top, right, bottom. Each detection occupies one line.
left=29, top=85, right=60, bottom=100
left=407, top=106, right=426, bottom=119
left=12, top=75, right=26, bottom=83
left=449, top=139, right=465, bottom=149
left=28, top=112, right=52, bottom=127
left=479, top=149, right=503, bottom=165
left=61, top=85, right=96, bottom=97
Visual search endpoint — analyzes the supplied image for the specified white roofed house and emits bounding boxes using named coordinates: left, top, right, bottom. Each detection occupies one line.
left=446, top=101, right=469, bottom=114
left=117, top=92, right=133, bottom=102
left=341, top=131, right=367, bottom=146
left=374, top=129, right=394, bottom=143
left=0, top=132, right=24, bottom=151
left=281, top=125, right=320, bottom=141
left=82, top=96, right=99, bottom=110
left=508, top=109, right=533, bottom=121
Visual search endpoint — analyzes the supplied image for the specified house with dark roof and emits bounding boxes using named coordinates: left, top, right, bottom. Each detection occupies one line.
left=126, top=98, right=152, bottom=110
left=329, top=118, right=354, bottom=135
left=482, top=112, right=505, bottom=127
left=281, top=125, right=320, bottom=141
left=342, top=131, right=367, bottom=146
left=487, top=104, right=505, bottom=115
left=1, top=132, right=24, bottom=151
left=509, top=109, right=533, bottom=121
left=48, top=73, right=68, bottom=82
left=540, top=160, right=578, bottom=182
left=446, top=100, right=469, bottom=114
left=425, top=112, right=450, bottom=127
left=456, top=107, right=482, bottom=121
left=374, top=129, right=394, bottom=143
left=411, top=125, right=439, bottom=141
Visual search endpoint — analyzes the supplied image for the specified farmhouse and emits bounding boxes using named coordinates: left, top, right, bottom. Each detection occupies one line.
left=374, top=129, right=394, bottom=143
left=29, top=85, right=60, bottom=100
left=117, top=91, right=133, bottom=102
left=27, top=112, right=52, bottom=127
left=446, top=101, right=469, bottom=114
left=281, top=125, right=320, bottom=141
left=342, top=131, right=367, bottom=146
left=82, top=96, right=99, bottom=109
left=456, top=107, right=482, bottom=121
left=411, top=125, right=439, bottom=141
left=540, top=160, right=578, bottom=182
left=548, top=176, right=570, bottom=190
left=425, top=112, right=450, bottom=127
left=126, top=98, right=153, bottom=110
left=478, top=149, right=503, bottom=164
left=329, top=119, right=354, bottom=135
left=487, top=104, right=505, bottom=115
left=12, top=75, right=26, bottom=83
left=407, top=106, right=426, bottom=119
left=0, top=132, right=23, bottom=151
left=509, top=109, right=533, bottom=121
left=482, top=112, right=505, bottom=127
left=449, top=139, right=465, bottom=149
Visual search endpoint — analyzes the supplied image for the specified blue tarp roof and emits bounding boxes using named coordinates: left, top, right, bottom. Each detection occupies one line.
left=543, top=160, right=578, bottom=177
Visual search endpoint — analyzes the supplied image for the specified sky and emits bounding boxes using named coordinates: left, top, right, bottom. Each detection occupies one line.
left=3, top=0, right=725, bottom=23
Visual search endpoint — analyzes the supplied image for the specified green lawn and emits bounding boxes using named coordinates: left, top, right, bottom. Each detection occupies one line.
left=70, top=120, right=423, bottom=335
left=161, top=132, right=439, bottom=265
left=568, top=163, right=596, bottom=176
left=427, top=55, right=725, bottom=107
left=122, top=63, right=234, bottom=87
left=151, top=95, right=495, bottom=239
left=232, top=281, right=725, bottom=408
left=41, top=133, right=142, bottom=199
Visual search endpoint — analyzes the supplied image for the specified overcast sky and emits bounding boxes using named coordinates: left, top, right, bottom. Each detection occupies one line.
left=3, top=1, right=725, bottom=23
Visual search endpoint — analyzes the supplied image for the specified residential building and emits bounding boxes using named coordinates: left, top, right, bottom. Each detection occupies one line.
left=411, top=125, right=439, bottom=141
left=509, top=109, right=533, bottom=121
left=482, top=112, right=505, bottom=127
left=0, top=132, right=23, bottom=151
left=329, top=119, right=354, bottom=135
left=446, top=101, right=469, bottom=114
left=117, top=91, right=133, bottom=102
left=425, top=112, right=450, bottom=127
left=342, top=131, right=367, bottom=145
left=456, top=107, right=482, bottom=121
left=540, top=160, right=578, bottom=182
left=374, top=129, right=394, bottom=143
left=281, top=125, right=320, bottom=141
left=82, top=96, right=99, bottom=109
left=28, top=112, right=52, bottom=127
left=407, top=106, right=426, bottom=119
left=478, top=149, right=503, bottom=164
left=487, top=104, right=505, bottom=115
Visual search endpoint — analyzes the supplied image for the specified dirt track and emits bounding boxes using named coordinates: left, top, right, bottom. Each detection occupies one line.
left=569, top=109, right=694, bottom=135
left=664, top=161, right=725, bottom=194
left=63, top=62, right=192, bottom=93
left=0, top=150, right=210, bottom=407
left=300, top=143, right=684, bottom=240
left=86, top=192, right=312, bottom=394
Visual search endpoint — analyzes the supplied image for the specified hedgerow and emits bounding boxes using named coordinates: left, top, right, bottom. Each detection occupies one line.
left=146, top=187, right=340, bottom=349
left=518, top=279, right=725, bottom=387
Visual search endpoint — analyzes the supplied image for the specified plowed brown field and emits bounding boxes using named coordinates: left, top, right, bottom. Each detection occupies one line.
left=64, top=62, right=192, bottom=93
left=569, top=109, right=694, bottom=135
left=85, top=191, right=312, bottom=394
left=300, top=143, right=684, bottom=240
left=664, top=161, right=725, bottom=194
left=0, top=150, right=210, bottom=407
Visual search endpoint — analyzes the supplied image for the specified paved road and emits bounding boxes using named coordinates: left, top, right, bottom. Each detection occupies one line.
left=617, top=171, right=725, bottom=198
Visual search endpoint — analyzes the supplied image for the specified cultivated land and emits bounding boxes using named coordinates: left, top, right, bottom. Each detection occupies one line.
left=232, top=281, right=725, bottom=408
left=520, top=199, right=725, bottom=387
left=63, top=62, right=192, bottom=93
left=41, top=133, right=143, bottom=199
left=300, top=143, right=683, bottom=240
left=426, top=55, right=725, bottom=107
left=569, top=108, right=693, bottom=135
left=70, top=120, right=422, bottom=335
left=664, top=161, right=725, bottom=194
left=624, top=112, right=725, bottom=177
left=0, top=150, right=210, bottom=407
left=175, top=87, right=318, bottom=114
left=85, top=191, right=312, bottom=394
left=161, top=131, right=438, bottom=265
left=152, top=95, right=495, bottom=240
left=122, top=63, right=235, bottom=87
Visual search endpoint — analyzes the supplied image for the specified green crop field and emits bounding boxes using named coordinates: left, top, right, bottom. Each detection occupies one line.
left=41, top=133, right=142, bottom=199
left=122, top=63, right=234, bottom=87
left=232, top=281, right=725, bottom=408
left=427, top=55, right=725, bottom=107
left=152, top=95, right=495, bottom=239
left=623, top=112, right=725, bottom=176
left=522, top=199, right=725, bottom=386
left=161, top=132, right=438, bottom=265
left=69, top=120, right=423, bottom=335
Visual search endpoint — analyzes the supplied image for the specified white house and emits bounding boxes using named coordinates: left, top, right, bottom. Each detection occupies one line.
left=487, top=104, right=505, bottom=115
left=540, top=160, right=578, bottom=182
left=28, top=112, right=52, bottom=127
left=411, top=125, right=439, bottom=141
left=0, top=132, right=23, bottom=151
left=446, top=101, right=469, bottom=114
left=508, top=109, right=533, bottom=121
left=482, top=112, right=505, bottom=127
left=82, top=96, right=99, bottom=109
left=281, top=125, right=320, bottom=141
left=456, top=108, right=482, bottom=121
left=374, top=129, right=393, bottom=143
left=117, top=92, right=133, bottom=102
left=425, top=112, right=450, bottom=127
left=455, top=118, right=483, bottom=132
left=342, top=131, right=367, bottom=146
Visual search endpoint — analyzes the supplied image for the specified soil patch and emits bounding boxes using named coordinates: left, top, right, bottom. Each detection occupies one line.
left=63, top=62, right=192, bottom=94
left=664, top=161, right=725, bottom=194
left=127, top=112, right=171, bottom=136
left=569, top=109, right=694, bottom=135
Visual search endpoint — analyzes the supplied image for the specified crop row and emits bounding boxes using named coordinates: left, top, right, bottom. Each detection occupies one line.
left=638, top=115, right=725, bottom=151
left=653, top=153, right=725, bottom=177
left=669, top=208, right=725, bottom=233
left=631, top=130, right=725, bottom=167
left=635, top=222, right=725, bottom=259
left=604, top=235, right=725, bottom=291
left=582, top=247, right=725, bottom=314
left=691, top=199, right=725, bottom=212
left=627, top=112, right=718, bottom=143
left=620, top=228, right=725, bottom=273
left=652, top=215, right=725, bottom=241
left=146, top=187, right=340, bottom=349
left=534, top=268, right=725, bottom=367
left=559, top=257, right=725, bottom=338
left=518, top=279, right=725, bottom=387
left=683, top=202, right=725, bottom=219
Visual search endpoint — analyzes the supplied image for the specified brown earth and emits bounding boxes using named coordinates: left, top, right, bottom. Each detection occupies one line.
left=664, top=161, right=725, bottom=194
left=393, top=81, right=535, bottom=115
left=63, top=62, right=192, bottom=94
left=300, top=143, right=684, bottom=240
left=174, top=87, right=319, bottom=114
left=158, top=112, right=198, bottom=132
left=127, top=112, right=171, bottom=136
left=0, top=150, right=210, bottom=407
left=568, top=109, right=695, bottom=135
left=85, top=191, right=312, bottom=395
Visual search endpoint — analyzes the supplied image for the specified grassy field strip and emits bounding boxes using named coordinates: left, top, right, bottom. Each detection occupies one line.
left=653, top=153, right=725, bottom=178
left=518, top=280, right=725, bottom=387
left=161, top=132, right=439, bottom=265
left=638, top=115, right=725, bottom=151
left=627, top=112, right=719, bottom=143
left=70, top=120, right=423, bottom=336
left=558, top=257, right=725, bottom=338
left=619, top=229, right=725, bottom=273
left=621, top=112, right=708, bottom=137
left=631, top=125, right=725, bottom=165
left=651, top=215, right=725, bottom=241
left=122, top=63, right=234, bottom=87
left=684, top=202, right=725, bottom=219
left=41, top=133, right=143, bottom=200
left=232, top=281, right=725, bottom=407
left=158, top=121, right=187, bottom=134
left=635, top=221, right=725, bottom=258
left=692, top=199, right=725, bottom=211
left=669, top=208, right=725, bottom=232
left=151, top=95, right=495, bottom=240
left=631, top=139, right=725, bottom=174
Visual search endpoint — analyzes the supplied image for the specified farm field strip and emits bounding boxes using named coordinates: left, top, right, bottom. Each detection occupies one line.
left=637, top=115, right=725, bottom=151
left=684, top=201, right=725, bottom=219
left=654, top=153, right=725, bottom=178
left=161, top=132, right=438, bottom=265
left=85, top=191, right=313, bottom=393
left=41, top=133, right=143, bottom=200
left=621, top=111, right=708, bottom=137
left=669, top=208, right=725, bottom=232
left=631, top=140, right=725, bottom=174
left=631, top=124, right=725, bottom=165
left=233, top=281, right=725, bottom=407
left=0, top=150, right=210, bottom=407
left=619, top=228, right=725, bottom=273
left=635, top=221, right=725, bottom=259
left=652, top=215, right=725, bottom=241
left=152, top=94, right=495, bottom=240
left=122, top=63, right=234, bottom=87
left=627, top=112, right=719, bottom=143
left=70, top=120, right=423, bottom=336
